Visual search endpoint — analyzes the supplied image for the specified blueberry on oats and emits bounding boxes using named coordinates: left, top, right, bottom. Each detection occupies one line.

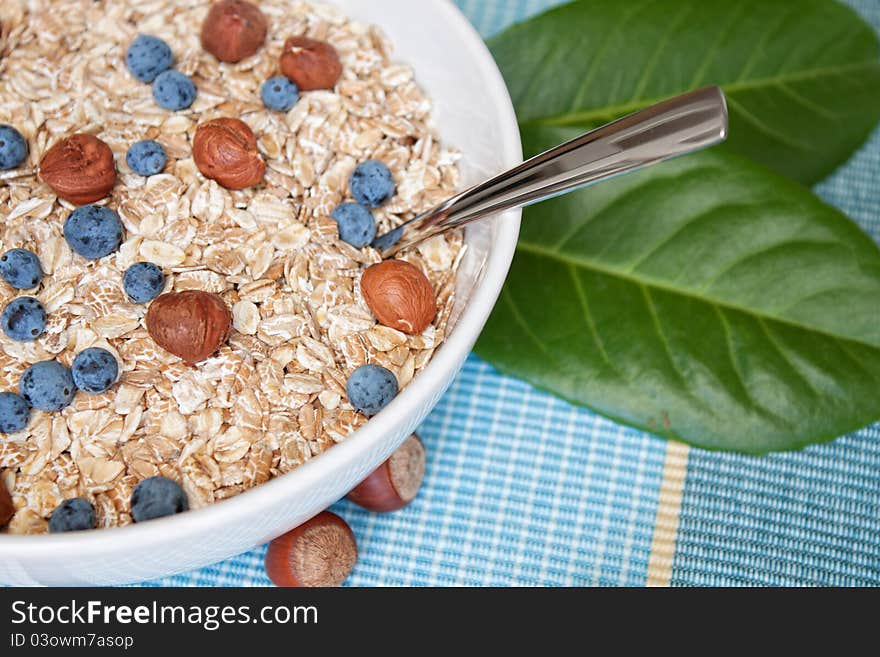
left=126, top=34, right=174, bottom=83
left=152, top=70, right=197, bottom=111
left=131, top=477, right=188, bottom=522
left=0, top=248, right=42, bottom=289
left=1, top=296, right=46, bottom=341
left=126, top=139, right=167, bottom=176
left=19, top=361, right=76, bottom=412
left=63, top=205, right=124, bottom=260
left=48, top=498, right=96, bottom=533
left=0, top=392, right=30, bottom=434
left=346, top=364, right=398, bottom=416
left=72, top=347, right=119, bottom=394
left=123, top=262, right=166, bottom=303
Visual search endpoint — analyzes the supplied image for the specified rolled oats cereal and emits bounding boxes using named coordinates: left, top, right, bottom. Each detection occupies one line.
left=0, top=0, right=463, bottom=533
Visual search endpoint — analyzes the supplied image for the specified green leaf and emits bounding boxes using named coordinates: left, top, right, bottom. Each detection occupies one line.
left=474, top=149, right=880, bottom=453
left=489, top=0, right=880, bottom=184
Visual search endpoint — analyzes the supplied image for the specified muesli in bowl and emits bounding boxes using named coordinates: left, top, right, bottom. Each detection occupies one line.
left=0, top=0, right=464, bottom=533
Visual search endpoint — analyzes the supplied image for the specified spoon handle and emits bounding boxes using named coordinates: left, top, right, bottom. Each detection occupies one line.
left=375, top=85, right=729, bottom=257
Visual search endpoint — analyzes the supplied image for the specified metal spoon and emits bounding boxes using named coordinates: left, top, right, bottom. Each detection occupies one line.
left=374, top=85, right=728, bottom=257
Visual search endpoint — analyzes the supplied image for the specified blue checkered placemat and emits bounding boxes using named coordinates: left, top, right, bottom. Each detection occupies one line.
left=145, top=0, right=880, bottom=587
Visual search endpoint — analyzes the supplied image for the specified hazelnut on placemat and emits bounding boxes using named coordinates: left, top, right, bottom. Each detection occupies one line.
left=347, top=434, right=426, bottom=512
left=264, top=511, right=358, bottom=587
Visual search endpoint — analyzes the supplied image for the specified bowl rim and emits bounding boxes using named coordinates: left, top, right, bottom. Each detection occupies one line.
left=0, top=0, right=523, bottom=563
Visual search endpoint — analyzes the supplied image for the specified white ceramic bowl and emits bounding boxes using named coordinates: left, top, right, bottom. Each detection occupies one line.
left=0, top=0, right=522, bottom=585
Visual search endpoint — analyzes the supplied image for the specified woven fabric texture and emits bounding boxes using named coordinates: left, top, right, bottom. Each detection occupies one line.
left=144, top=0, right=880, bottom=587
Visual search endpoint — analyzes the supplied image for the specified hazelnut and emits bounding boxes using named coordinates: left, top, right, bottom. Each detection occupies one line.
left=280, top=36, right=342, bottom=91
left=201, top=0, right=268, bottom=63
left=264, top=511, right=358, bottom=587
left=145, top=290, right=232, bottom=364
left=361, top=260, right=437, bottom=335
left=193, top=117, right=265, bottom=190
left=0, top=478, right=13, bottom=528
left=39, top=134, right=117, bottom=205
left=347, top=434, right=426, bottom=512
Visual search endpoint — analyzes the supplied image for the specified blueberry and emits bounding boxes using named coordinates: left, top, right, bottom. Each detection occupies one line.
left=48, top=498, right=96, bottom=533
left=72, top=347, right=118, bottom=394
left=0, top=125, right=28, bottom=170
left=330, top=203, right=376, bottom=248
left=126, top=140, right=167, bottom=176
left=131, top=476, right=188, bottom=522
left=0, top=248, right=42, bottom=289
left=123, top=262, right=166, bottom=303
left=152, top=70, right=197, bottom=111
left=261, top=76, right=300, bottom=112
left=346, top=364, right=398, bottom=416
left=371, top=225, right=403, bottom=252
left=125, top=34, right=174, bottom=83
left=19, top=360, right=76, bottom=412
left=0, top=392, right=30, bottom=434
left=350, top=160, right=395, bottom=208
left=1, top=297, right=47, bottom=342
left=63, top=205, right=124, bottom=260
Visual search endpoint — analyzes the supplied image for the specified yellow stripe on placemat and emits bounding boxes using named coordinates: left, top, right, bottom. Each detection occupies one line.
left=646, top=441, right=690, bottom=586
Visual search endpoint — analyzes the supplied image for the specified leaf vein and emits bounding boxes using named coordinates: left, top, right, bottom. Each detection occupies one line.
left=835, top=340, right=878, bottom=381
left=550, top=164, right=724, bottom=252
left=523, top=61, right=879, bottom=129
left=517, top=38, right=581, bottom=108
left=515, top=239, right=880, bottom=352
left=714, top=306, right=794, bottom=430
left=566, top=0, right=658, bottom=114
left=639, top=284, right=705, bottom=410
left=735, top=4, right=801, bottom=83
left=726, top=96, right=819, bottom=153
left=624, top=201, right=758, bottom=274
left=630, top=1, right=695, bottom=101
left=567, top=264, right=616, bottom=371
left=501, top=287, right=557, bottom=364
left=777, top=82, right=839, bottom=120
left=757, top=318, right=823, bottom=399
left=549, top=184, right=649, bottom=251
left=698, top=238, right=846, bottom=292
left=687, top=2, right=748, bottom=89
left=773, top=285, right=875, bottom=315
